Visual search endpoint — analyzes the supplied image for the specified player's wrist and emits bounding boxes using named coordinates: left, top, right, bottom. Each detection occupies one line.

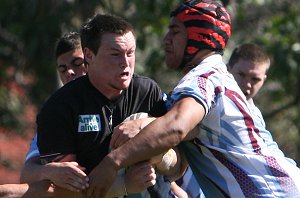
left=150, top=152, right=165, bottom=165
left=140, top=117, right=156, bottom=129
left=40, top=168, right=50, bottom=182
left=42, top=162, right=57, bottom=181
left=106, top=151, right=123, bottom=171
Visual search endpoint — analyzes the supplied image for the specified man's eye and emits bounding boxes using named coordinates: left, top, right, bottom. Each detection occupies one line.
left=72, top=58, right=84, bottom=67
left=238, top=73, right=245, bottom=77
left=252, top=78, right=261, bottom=83
left=127, top=51, right=135, bottom=57
left=58, top=66, right=67, bottom=73
left=171, top=28, right=180, bottom=34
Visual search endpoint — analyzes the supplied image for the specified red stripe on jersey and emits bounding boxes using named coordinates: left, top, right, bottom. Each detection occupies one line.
left=225, top=89, right=262, bottom=154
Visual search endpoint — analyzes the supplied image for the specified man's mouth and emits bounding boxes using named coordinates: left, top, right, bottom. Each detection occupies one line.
left=164, top=48, right=172, bottom=54
left=243, top=91, right=251, bottom=97
left=120, top=71, right=129, bottom=77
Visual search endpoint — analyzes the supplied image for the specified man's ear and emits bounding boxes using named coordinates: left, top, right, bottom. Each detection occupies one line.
left=84, top=48, right=95, bottom=64
left=264, top=74, right=267, bottom=81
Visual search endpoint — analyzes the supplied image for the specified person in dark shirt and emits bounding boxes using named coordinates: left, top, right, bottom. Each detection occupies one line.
left=20, top=31, right=90, bottom=192
left=37, top=14, right=180, bottom=197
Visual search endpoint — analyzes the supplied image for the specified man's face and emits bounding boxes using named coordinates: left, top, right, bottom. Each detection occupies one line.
left=163, top=17, right=187, bottom=69
left=229, top=58, right=268, bottom=101
left=57, top=48, right=87, bottom=85
left=85, top=31, right=136, bottom=99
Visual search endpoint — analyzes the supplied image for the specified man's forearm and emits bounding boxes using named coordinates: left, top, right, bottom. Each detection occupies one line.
left=105, top=171, right=127, bottom=197
left=107, top=97, right=205, bottom=170
left=0, top=183, right=29, bottom=198
left=20, top=157, right=45, bottom=183
left=0, top=181, right=55, bottom=198
left=108, top=115, right=183, bottom=171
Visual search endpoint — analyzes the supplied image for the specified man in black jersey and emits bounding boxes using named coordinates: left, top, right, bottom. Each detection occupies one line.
left=20, top=32, right=90, bottom=193
left=0, top=32, right=89, bottom=198
left=36, top=14, right=179, bottom=197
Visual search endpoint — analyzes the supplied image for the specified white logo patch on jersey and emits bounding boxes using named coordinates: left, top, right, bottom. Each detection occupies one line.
left=78, top=114, right=101, bottom=132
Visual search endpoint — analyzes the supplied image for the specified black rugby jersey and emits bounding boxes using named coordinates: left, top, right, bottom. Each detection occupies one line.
left=37, top=74, right=166, bottom=172
left=37, top=74, right=170, bottom=198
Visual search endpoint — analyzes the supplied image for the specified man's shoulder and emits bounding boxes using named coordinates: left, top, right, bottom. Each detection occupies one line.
left=131, top=73, right=159, bottom=88
left=61, top=75, right=88, bottom=91
left=56, top=75, right=89, bottom=95
left=41, top=76, right=89, bottom=109
left=132, top=73, right=155, bottom=82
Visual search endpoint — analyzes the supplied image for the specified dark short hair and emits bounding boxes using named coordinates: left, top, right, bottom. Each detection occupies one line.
left=80, top=14, right=135, bottom=55
left=228, top=43, right=271, bottom=70
left=55, top=32, right=81, bottom=58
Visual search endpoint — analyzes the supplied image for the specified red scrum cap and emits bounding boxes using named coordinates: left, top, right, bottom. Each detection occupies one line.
left=171, top=0, right=231, bottom=69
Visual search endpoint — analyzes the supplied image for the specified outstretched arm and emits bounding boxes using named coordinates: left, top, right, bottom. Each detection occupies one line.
left=87, top=97, right=205, bottom=197
left=0, top=181, right=54, bottom=198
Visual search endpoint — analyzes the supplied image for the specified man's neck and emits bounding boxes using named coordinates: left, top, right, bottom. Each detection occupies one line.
left=182, top=50, right=216, bottom=74
left=89, top=77, right=123, bottom=101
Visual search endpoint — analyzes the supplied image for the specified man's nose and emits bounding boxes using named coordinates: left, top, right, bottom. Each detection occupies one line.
left=163, top=33, right=171, bottom=45
left=245, top=81, right=252, bottom=89
left=120, top=56, right=130, bottom=67
left=67, top=68, right=76, bottom=76
left=241, top=81, right=251, bottom=94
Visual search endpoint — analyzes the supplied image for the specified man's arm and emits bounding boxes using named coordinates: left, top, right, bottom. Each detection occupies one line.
left=112, top=114, right=184, bottom=179
left=106, top=161, right=156, bottom=197
left=20, top=156, right=89, bottom=192
left=110, top=116, right=156, bottom=150
left=111, top=96, right=204, bottom=171
left=87, top=97, right=205, bottom=197
left=0, top=181, right=54, bottom=198
left=40, top=154, right=156, bottom=197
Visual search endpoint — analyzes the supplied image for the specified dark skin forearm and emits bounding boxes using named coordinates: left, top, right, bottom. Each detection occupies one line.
left=87, top=97, right=205, bottom=197
left=20, top=157, right=43, bottom=183
left=108, top=96, right=205, bottom=170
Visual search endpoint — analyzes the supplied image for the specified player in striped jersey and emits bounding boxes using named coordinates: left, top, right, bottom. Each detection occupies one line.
left=88, top=1, right=300, bottom=197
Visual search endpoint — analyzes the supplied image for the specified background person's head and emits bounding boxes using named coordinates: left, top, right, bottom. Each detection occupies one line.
left=163, top=0, right=231, bottom=71
left=227, top=43, right=271, bottom=101
left=80, top=14, right=136, bottom=99
left=55, top=32, right=87, bottom=85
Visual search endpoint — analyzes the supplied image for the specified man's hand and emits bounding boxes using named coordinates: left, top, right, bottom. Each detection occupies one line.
left=125, top=161, right=156, bottom=194
left=43, top=161, right=89, bottom=192
left=110, top=119, right=143, bottom=149
left=110, top=115, right=156, bottom=149
left=87, top=156, right=118, bottom=198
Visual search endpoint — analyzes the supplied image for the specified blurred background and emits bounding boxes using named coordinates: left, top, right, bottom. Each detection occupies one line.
left=0, top=0, right=299, bottom=184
